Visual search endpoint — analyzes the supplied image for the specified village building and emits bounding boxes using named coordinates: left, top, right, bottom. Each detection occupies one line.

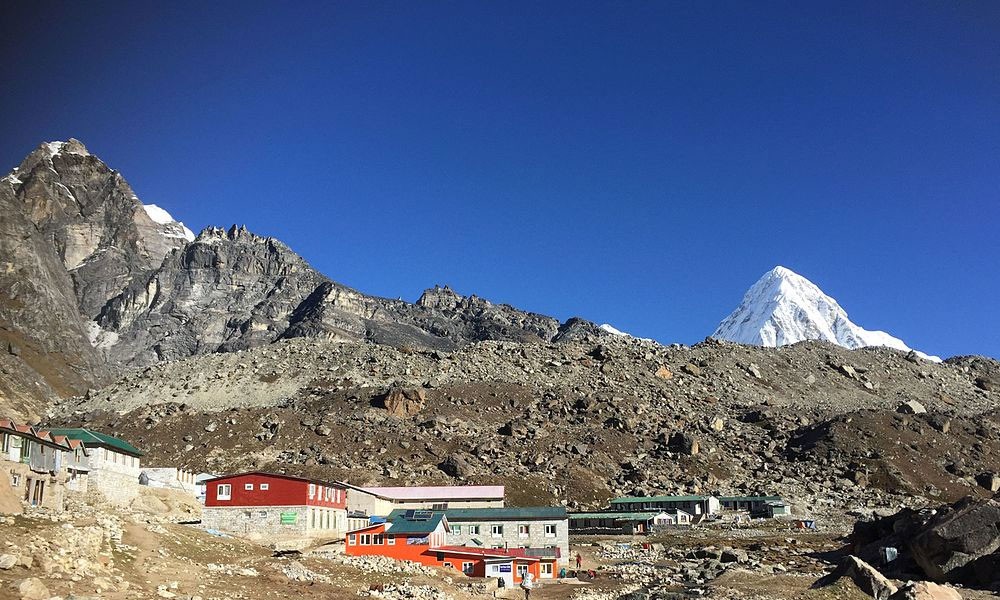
left=610, top=495, right=721, bottom=520
left=1, top=419, right=90, bottom=512
left=568, top=509, right=692, bottom=534
left=346, top=484, right=504, bottom=517
left=346, top=510, right=553, bottom=586
left=140, top=467, right=201, bottom=496
left=719, top=496, right=790, bottom=518
left=398, top=506, right=570, bottom=569
left=46, top=428, right=142, bottom=506
left=201, top=472, right=348, bottom=539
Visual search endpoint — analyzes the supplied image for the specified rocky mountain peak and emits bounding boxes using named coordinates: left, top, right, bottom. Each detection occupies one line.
left=416, top=285, right=464, bottom=309
left=713, top=266, right=939, bottom=361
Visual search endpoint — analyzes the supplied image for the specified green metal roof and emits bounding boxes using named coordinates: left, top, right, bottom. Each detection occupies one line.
left=45, top=428, right=143, bottom=457
left=385, top=512, right=446, bottom=535
left=569, top=511, right=666, bottom=521
left=611, top=495, right=708, bottom=504
left=388, top=507, right=567, bottom=522
left=444, top=507, right=567, bottom=521
left=719, top=496, right=783, bottom=502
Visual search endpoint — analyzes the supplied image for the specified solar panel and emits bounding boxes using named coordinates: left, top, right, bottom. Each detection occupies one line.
left=412, top=510, right=433, bottom=521
left=404, top=509, right=416, bottom=519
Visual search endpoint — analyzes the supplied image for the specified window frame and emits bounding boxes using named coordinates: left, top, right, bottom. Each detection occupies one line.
left=245, top=483, right=254, bottom=491
left=518, top=524, right=530, bottom=538
left=462, top=562, right=474, bottom=574
left=491, top=524, right=503, bottom=537
left=260, top=483, right=269, bottom=491
left=544, top=524, right=557, bottom=537
left=217, top=484, right=232, bottom=500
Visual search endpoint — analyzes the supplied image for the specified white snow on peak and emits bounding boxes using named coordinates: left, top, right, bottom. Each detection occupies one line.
left=712, top=266, right=940, bottom=361
left=600, top=323, right=628, bottom=336
left=142, top=203, right=196, bottom=242
left=45, top=141, right=66, bottom=156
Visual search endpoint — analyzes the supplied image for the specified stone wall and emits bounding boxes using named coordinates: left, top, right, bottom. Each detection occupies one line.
left=88, top=468, right=140, bottom=506
left=202, top=505, right=347, bottom=541
left=446, top=519, right=569, bottom=565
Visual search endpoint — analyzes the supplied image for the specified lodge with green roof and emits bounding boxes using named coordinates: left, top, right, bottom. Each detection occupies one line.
left=382, top=506, right=570, bottom=567
left=45, top=427, right=143, bottom=506
left=610, top=494, right=721, bottom=517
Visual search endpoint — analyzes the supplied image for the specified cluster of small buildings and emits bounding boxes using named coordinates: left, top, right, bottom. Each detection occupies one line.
left=1, top=419, right=145, bottom=510
left=2, top=417, right=791, bottom=586
left=568, top=494, right=789, bottom=534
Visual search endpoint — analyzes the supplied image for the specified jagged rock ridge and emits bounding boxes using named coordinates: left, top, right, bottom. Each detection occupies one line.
left=0, top=139, right=607, bottom=414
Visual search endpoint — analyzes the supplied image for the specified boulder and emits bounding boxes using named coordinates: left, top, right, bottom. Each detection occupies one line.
left=439, top=452, right=475, bottom=479
left=897, top=400, right=927, bottom=415
left=15, top=577, right=49, bottom=600
left=909, top=497, right=1000, bottom=586
left=682, top=363, right=701, bottom=376
left=0, top=554, right=17, bottom=569
left=828, top=556, right=898, bottom=600
left=668, top=432, right=699, bottom=456
left=381, top=388, right=427, bottom=417
left=654, top=366, right=673, bottom=380
left=974, top=472, right=999, bottom=493
left=887, top=581, right=962, bottom=600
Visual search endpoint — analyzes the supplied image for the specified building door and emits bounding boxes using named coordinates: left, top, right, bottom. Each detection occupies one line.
left=540, top=562, right=554, bottom=578
left=486, top=562, right=514, bottom=588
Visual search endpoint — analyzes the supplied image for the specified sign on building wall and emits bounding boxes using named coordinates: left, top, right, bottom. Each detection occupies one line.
left=280, top=512, right=298, bottom=524
left=499, top=565, right=512, bottom=573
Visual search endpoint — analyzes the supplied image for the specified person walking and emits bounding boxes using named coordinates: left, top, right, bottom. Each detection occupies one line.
left=520, top=571, right=534, bottom=600
left=575, top=553, right=582, bottom=570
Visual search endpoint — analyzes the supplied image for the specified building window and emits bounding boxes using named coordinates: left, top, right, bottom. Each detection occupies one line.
left=443, top=562, right=453, bottom=568
left=491, top=524, right=503, bottom=537
left=462, top=562, right=474, bottom=575
left=432, top=502, right=448, bottom=510
left=518, top=524, right=530, bottom=538
left=10, top=474, right=20, bottom=487
left=245, top=483, right=254, bottom=491
left=348, top=534, right=356, bottom=545
left=517, top=564, right=528, bottom=578
left=387, top=536, right=395, bottom=545
left=1, top=433, right=8, bottom=452
left=217, top=484, right=232, bottom=500
left=450, top=525, right=461, bottom=535
left=469, top=525, right=480, bottom=535
left=260, top=483, right=269, bottom=491
left=360, top=534, right=372, bottom=545
left=544, top=524, right=556, bottom=537
left=374, top=534, right=384, bottom=544
left=541, top=563, right=553, bottom=575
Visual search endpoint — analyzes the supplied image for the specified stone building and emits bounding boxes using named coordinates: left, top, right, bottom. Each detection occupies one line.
left=568, top=509, right=692, bottom=534
left=719, top=495, right=790, bottom=517
left=347, top=510, right=553, bottom=587
left=388, top=506, right=569, bottom=568
left=46, top=428, right=142, bottom=506
left=201, top=472, right=348, bottom=540
left=1, top=419, right=90, bottom=512
left=346, top=484, right=504, bottom=517
left=610, top=494, right=721, bottom=520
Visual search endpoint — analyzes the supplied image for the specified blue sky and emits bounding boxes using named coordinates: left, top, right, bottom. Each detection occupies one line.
left=2, top=1, right=998, bottom=358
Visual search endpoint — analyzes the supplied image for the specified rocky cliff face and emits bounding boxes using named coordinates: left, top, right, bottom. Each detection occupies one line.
left=0, top=139, right=606, bottom=415
left=0, top=140, right=192, bottom=416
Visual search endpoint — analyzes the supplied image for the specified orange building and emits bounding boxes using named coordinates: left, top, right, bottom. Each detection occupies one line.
left=345, top=511, right=552, bottom=586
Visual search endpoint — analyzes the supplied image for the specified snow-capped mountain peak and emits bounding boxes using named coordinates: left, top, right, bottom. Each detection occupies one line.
left=712, top=266, right=939, bottom=361
left=141, top=203, right=195, bottom=242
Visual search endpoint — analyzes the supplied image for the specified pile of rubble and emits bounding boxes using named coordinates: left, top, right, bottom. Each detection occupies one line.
left=335, top=553, right=438, bottom=576
left=358, top=582, right=454, bottom=600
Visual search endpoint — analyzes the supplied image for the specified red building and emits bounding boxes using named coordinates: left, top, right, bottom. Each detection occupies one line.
left=202, top=472, right=348, bottom=539
left=345, top=511, right=551, bottom=587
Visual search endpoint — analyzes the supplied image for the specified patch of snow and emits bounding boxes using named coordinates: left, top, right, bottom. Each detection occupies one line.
left=2, top=173, right=21, bottom=185
left=45, top=141, right=66, bottom=156
left=600, top=323, right=628, bottom=336
left=142, top=203, right=196, bottom=242
left=86, top=322, right=120, bottom=349
left=712, top=266, right=941, bottom=361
